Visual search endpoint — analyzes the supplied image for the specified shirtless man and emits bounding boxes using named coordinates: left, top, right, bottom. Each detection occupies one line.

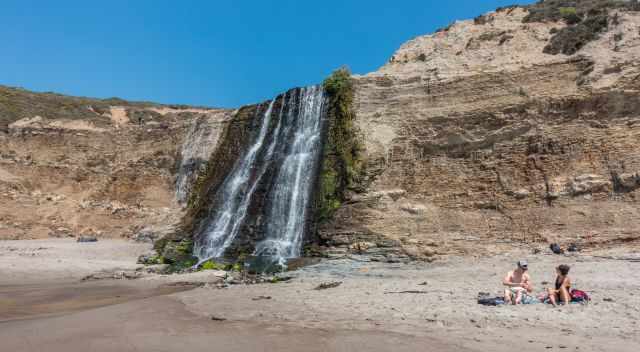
left=503, top=260, right=533, bottom=304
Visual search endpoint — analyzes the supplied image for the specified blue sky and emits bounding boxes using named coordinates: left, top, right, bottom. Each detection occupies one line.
left=1, top=0, right=534, bottom=108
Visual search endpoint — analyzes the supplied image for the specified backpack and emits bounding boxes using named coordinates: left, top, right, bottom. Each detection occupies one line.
left=570, top=289, right=590, bottom=303
left=550, top=243, right=564, bottom=254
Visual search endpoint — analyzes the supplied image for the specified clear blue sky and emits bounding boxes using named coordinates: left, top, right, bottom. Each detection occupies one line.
left=1, top=0, right=534, bottom=108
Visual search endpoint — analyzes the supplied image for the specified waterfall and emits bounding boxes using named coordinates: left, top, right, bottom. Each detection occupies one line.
left=192, top=86, right=325, bottom=264
left=254, top=86, right=325, bottom=261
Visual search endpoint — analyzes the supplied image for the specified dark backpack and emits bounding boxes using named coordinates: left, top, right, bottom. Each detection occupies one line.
left=570, top=289, right=590, bottom=303
left=550, top=243, right=564, bottom=254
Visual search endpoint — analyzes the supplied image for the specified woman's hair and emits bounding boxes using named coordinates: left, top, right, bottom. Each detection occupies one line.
left=557, top=264, right=570, bottom=276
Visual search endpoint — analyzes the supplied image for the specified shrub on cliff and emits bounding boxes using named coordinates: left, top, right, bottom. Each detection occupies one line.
left=544, top=13, right=609, bottom=54
left=523, top=0, right=640, bottom=55
left=317, top=67, right=364, bottom=222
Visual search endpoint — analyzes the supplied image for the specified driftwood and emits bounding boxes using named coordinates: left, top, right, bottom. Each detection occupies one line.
left=252, top=295, right=272, bottom=301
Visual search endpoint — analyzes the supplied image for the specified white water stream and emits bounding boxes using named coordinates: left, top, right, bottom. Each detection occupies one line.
left=193, top=86, right=325, bottom=264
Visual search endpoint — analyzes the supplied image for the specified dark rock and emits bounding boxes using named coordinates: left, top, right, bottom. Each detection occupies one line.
left=243, top=256, right=286, bottom=274
left=137, top=252, right=161, bottom=265
left=142, top=264, right=170, bottom=274
left=132, top=227, right=156, bottom=243
left=161, top=239, right=195, bottom=264
left=285, top=257, right=322, bottom=271
left=77, top=236, right=98, bottom=243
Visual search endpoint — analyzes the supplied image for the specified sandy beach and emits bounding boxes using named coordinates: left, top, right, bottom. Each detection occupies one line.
left=1, top=239, right=639, bottom=351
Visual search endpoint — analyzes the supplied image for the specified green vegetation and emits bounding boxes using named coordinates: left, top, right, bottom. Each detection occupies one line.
left=0, top=85, right=161, bottom=131
left=522, top=0, right=640, bottom=55
left=200, top=259, right=243, bottom=272
left=186, top=160, right=214, bottom=211
left=175, top=257, right=198, bottom=269
left=558, top=7, right=581, bottom=24
left=544, top=14, right=609, bottom=55
left=153, top=238, right=198, bottom=271
left=149, top=255, right=166, bottom=265
left=558, top=6, right=577, bottom=16
left=316, top=67, right=364, bottom=222
left=201, top=260, right=224, bottom=270
left=0, top=84, right=215, bottom=131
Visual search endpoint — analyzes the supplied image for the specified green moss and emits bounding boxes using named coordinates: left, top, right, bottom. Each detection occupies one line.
left=200, top=260, right=224, bottom=270
left=315, top=67, right=364, bottom=223
left=157, top=238, right=196, bottom=268
left=176, top=257, right=198, bottom=268
left=175, top=239, right=193, bottom=255
left=198, top=259, right=243, bottom=272
left=186, top=160, right=213, bottom=211
left=139, top=254, right=166, bottom=265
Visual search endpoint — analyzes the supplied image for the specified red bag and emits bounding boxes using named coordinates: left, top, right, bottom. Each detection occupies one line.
left=570, top=289, right=590, bottom=302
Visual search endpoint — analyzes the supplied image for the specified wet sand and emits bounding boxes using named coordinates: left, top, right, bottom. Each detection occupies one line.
left=0, top=295, right=470, bottom=352
left=0, top=281, right=199, bottom=322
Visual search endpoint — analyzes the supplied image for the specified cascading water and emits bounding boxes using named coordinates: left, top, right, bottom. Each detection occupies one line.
left=254, top=86, right=324, bottom=262
left=192, top=100, right=276, bottom=263
left=193, top=85, right=326, bottom=265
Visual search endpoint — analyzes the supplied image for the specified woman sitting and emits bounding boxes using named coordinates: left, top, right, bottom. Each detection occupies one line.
left=547, top=264, right=571, bottom=306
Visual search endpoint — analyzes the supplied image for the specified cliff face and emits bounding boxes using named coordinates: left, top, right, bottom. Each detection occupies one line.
left=320, top=5, right=640, bottom=260
left=2, top=2, right=639, bottom=262
left=0, top=86, right=232, bottom=241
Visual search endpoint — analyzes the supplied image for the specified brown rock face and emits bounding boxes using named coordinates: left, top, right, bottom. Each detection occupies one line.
left=0, top=86, right=232, bottom=241
left=321, top=6, right=640, bottom=260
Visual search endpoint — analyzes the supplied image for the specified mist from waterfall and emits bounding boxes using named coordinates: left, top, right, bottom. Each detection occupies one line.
left=193, top=86, right=325, bottom=264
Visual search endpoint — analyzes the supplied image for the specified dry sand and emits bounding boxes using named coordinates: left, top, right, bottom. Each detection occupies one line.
left=0, top=239, right=150, bottom=285
left=1, top=238, right=639, bottom=351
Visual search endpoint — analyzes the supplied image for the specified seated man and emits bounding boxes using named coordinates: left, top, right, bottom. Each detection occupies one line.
left=503, top=260, right=533, bottom=304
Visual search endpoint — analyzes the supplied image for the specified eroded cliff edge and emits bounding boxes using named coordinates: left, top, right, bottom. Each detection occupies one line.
left=0, top=87, right=233, bottom=241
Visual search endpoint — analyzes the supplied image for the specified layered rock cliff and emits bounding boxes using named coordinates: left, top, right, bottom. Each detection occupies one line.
left=323, top=2, right=640, bottom=260
left=0, top=86, right=232, bottom=241
left=1, top=0, right=639, bottom=263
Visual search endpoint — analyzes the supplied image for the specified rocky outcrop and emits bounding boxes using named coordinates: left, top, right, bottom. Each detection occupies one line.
left=160, top=86, right=329, bottom=264
left=320, top=3, right=640, bottom=259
